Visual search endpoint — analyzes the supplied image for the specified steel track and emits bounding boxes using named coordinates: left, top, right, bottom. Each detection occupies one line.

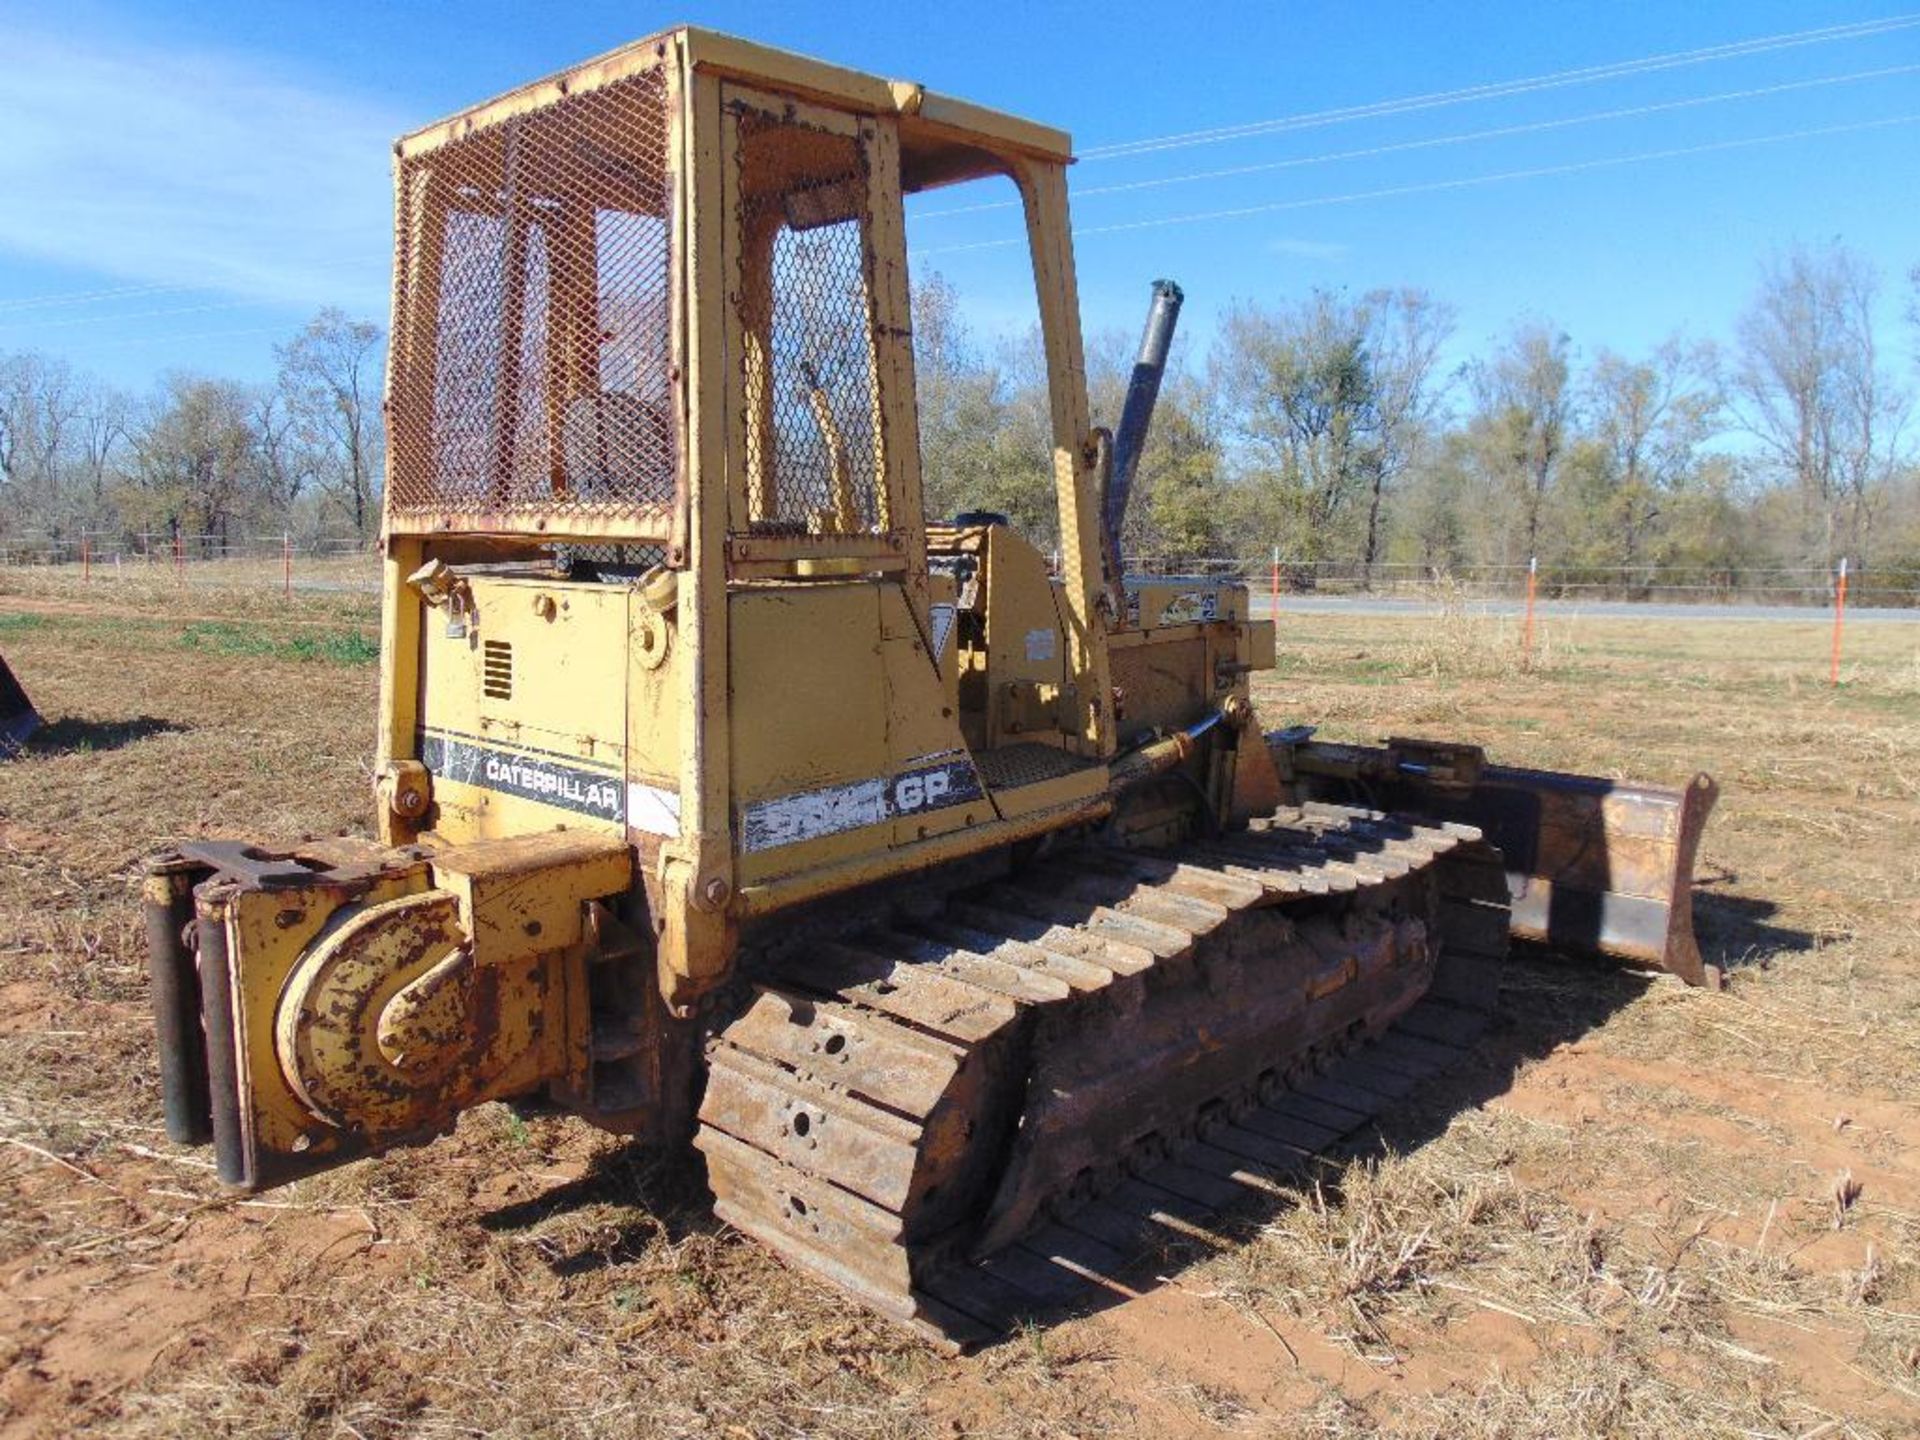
left=695, top=803, right=1508, bottom=1349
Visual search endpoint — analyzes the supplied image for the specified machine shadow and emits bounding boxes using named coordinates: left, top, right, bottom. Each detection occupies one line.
left=1690, top=872, right=1817, bottom=975
left=478, top=1134, right=724, bottom=1274
left=938, top=945, right=1665, bottom=1346
left=28, top=715, right=185, bottom=754
left=482, top=935, right=1706, bottom=1343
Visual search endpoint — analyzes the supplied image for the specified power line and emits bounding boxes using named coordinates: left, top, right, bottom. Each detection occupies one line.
left=0, top=255, right=385, bottom=317
left=915, top=113, right=1920, bottom=256
left=6, top=13, right=1914, bottom=327
left=0, top=299, right=267, bottom=335
left=0, top=280, right=213, bottom=316
left=1080, top=12, right=1920, bottom=160
left=912, top=64, right=1920, bottom=221
left=52, top=324, right=299, bottom=353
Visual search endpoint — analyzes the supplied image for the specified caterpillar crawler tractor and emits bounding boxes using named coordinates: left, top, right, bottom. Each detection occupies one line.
left=144, top=29, right=1717, bottom=1344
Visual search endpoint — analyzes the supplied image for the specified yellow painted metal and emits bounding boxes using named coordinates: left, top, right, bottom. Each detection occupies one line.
left=726, top=581, right=986, bottom=887
left=375, top=534, right=426, bottom=847
left=215, top=832, right=628, bottom=1173
left=653, top=57, right=735, bottom=1007
left=730, top=585, right=890, bottom=806
left=1009, top=158, right=1114, bottom=759
left=626, top=575, right=683, bottom=837
left=1246, top=619, right=1277, bottom=671
left=415, top=575, right=630, bottom=843
left=864, top=115, right=934, bottom=642
left=225, top=25, right=1284, bottom=1155
left=978, top=526, right=1070, bottom=750
left=733, top=790, right=1109, bottom=917
left=431, top=831, right=633, bottom=965
left=1124, top=579, right=1247, bottom=628
left=217, top=867, right=429, bottom=1171
left=396, top=28, right=1070, bottom=168
left=273, top=889, right=548, bottom=1136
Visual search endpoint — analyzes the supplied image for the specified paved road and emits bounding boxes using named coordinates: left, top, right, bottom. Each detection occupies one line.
left=1249, top=595, right=1916, bottom=623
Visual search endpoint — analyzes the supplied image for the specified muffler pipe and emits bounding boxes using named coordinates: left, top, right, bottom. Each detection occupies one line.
left=1104, top=279, right=1184, bottom=578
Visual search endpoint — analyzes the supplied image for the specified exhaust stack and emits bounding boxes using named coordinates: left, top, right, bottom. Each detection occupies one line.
left=1103, top=279, right=1184, bottom=577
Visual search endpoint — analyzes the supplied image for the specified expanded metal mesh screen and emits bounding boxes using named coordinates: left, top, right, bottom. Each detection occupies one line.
left=734, top=108, right=884, bottom=537
left=388, top=65, right=677, bottom=530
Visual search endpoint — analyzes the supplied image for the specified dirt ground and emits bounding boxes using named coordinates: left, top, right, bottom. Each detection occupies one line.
left=1, top=567, right=1916, bottom=1439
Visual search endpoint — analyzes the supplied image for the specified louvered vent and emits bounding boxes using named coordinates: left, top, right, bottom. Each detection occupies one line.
left=482, top=640, right=513, bottom=700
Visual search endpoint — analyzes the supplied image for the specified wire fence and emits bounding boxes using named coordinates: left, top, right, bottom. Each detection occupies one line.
left=3, top=532, right=1917, bottom=611
left=1123, top=556, right=1920, bottom=609
left=0, top=530, right=369, bottom=567
left=0, top=530, right=376, bottom=595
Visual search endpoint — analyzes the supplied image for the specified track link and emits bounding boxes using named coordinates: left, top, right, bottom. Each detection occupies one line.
left=695, top=803, right=1507, bottom=1348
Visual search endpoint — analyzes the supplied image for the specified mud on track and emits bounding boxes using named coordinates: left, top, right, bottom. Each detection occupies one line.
left=2, top=575, right=1917, bottom=1438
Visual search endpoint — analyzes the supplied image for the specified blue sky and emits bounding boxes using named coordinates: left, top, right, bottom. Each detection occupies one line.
left=0, top=0, right=1915, bottom=392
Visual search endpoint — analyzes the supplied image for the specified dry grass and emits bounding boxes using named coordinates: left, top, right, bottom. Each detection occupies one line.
left=2, top=569, right=1918, bottom=1437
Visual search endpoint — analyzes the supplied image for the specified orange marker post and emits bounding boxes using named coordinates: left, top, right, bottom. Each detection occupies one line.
left=1830, top=557, right=1849, bottom=687
left=1522, top=556, right=1538, bottom=665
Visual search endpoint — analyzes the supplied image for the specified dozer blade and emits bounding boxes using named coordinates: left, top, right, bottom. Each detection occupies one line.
left=696, top=803, right=1510, bottom=1348
left=1274, top=733, right=1720, bottom=986
left=0, top=652, right=39, bottom=757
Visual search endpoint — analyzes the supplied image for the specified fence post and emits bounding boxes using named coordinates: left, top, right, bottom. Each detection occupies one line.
left=1522, top=556, right=1538, bottom=666
left=1270, top=546, right=1280, bottom=620
left=173, top=533, right=183, bottom=577
left=82, top=536, right=91, bottom=583
left=1830, top=557, right=1849, bottom=687
left=283, top=531, right=293, bottom=600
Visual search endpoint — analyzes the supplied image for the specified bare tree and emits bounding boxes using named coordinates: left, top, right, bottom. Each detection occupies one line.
left=250, top=388, right=315, bottom=516
left=1735, top=242, right=1908, bottom=567
left=73, top=377, right=132, bottom=514
left=1360, top=288, right=1455, bottom=580
left=125, top=376, right=264, bottom=552
left=277, top=309, right=384, bottom=539
left=1469, top=322, right=1574, bottom=562
left=1909, top=264, right=1919, bottom=366
left=1583, top=337, right=1722, bottom=573
left=0, top=352, right=81, bottom=535
left=1213, top=291, right=1376, bottom=564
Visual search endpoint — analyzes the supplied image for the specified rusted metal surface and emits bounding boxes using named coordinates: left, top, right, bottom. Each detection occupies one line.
left=1275, top=734, right=1720, bottom=985
left=0, top=652, right=41, bottom=757
left=145, top=833, right=628, bottom=1192
left=143, top=860, right=212, bottom=1144
left=192, top=906, right=250, bottom=1186
left=695, top=803, right=1506, bottom=1346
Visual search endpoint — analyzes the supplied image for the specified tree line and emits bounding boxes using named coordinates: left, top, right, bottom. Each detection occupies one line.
left=0, top=310, right=382, bottom=556
left=917, top=239, right=1920, bottom=592
left=3, top=241, right=1914, bottom=592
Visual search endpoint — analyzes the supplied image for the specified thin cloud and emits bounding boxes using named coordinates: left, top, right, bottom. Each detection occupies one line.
left=0, top=30, right=402, bottom=314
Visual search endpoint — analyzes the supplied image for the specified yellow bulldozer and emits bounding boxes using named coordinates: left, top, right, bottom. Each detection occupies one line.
left=144, top=28, right=1717, bottom=1344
